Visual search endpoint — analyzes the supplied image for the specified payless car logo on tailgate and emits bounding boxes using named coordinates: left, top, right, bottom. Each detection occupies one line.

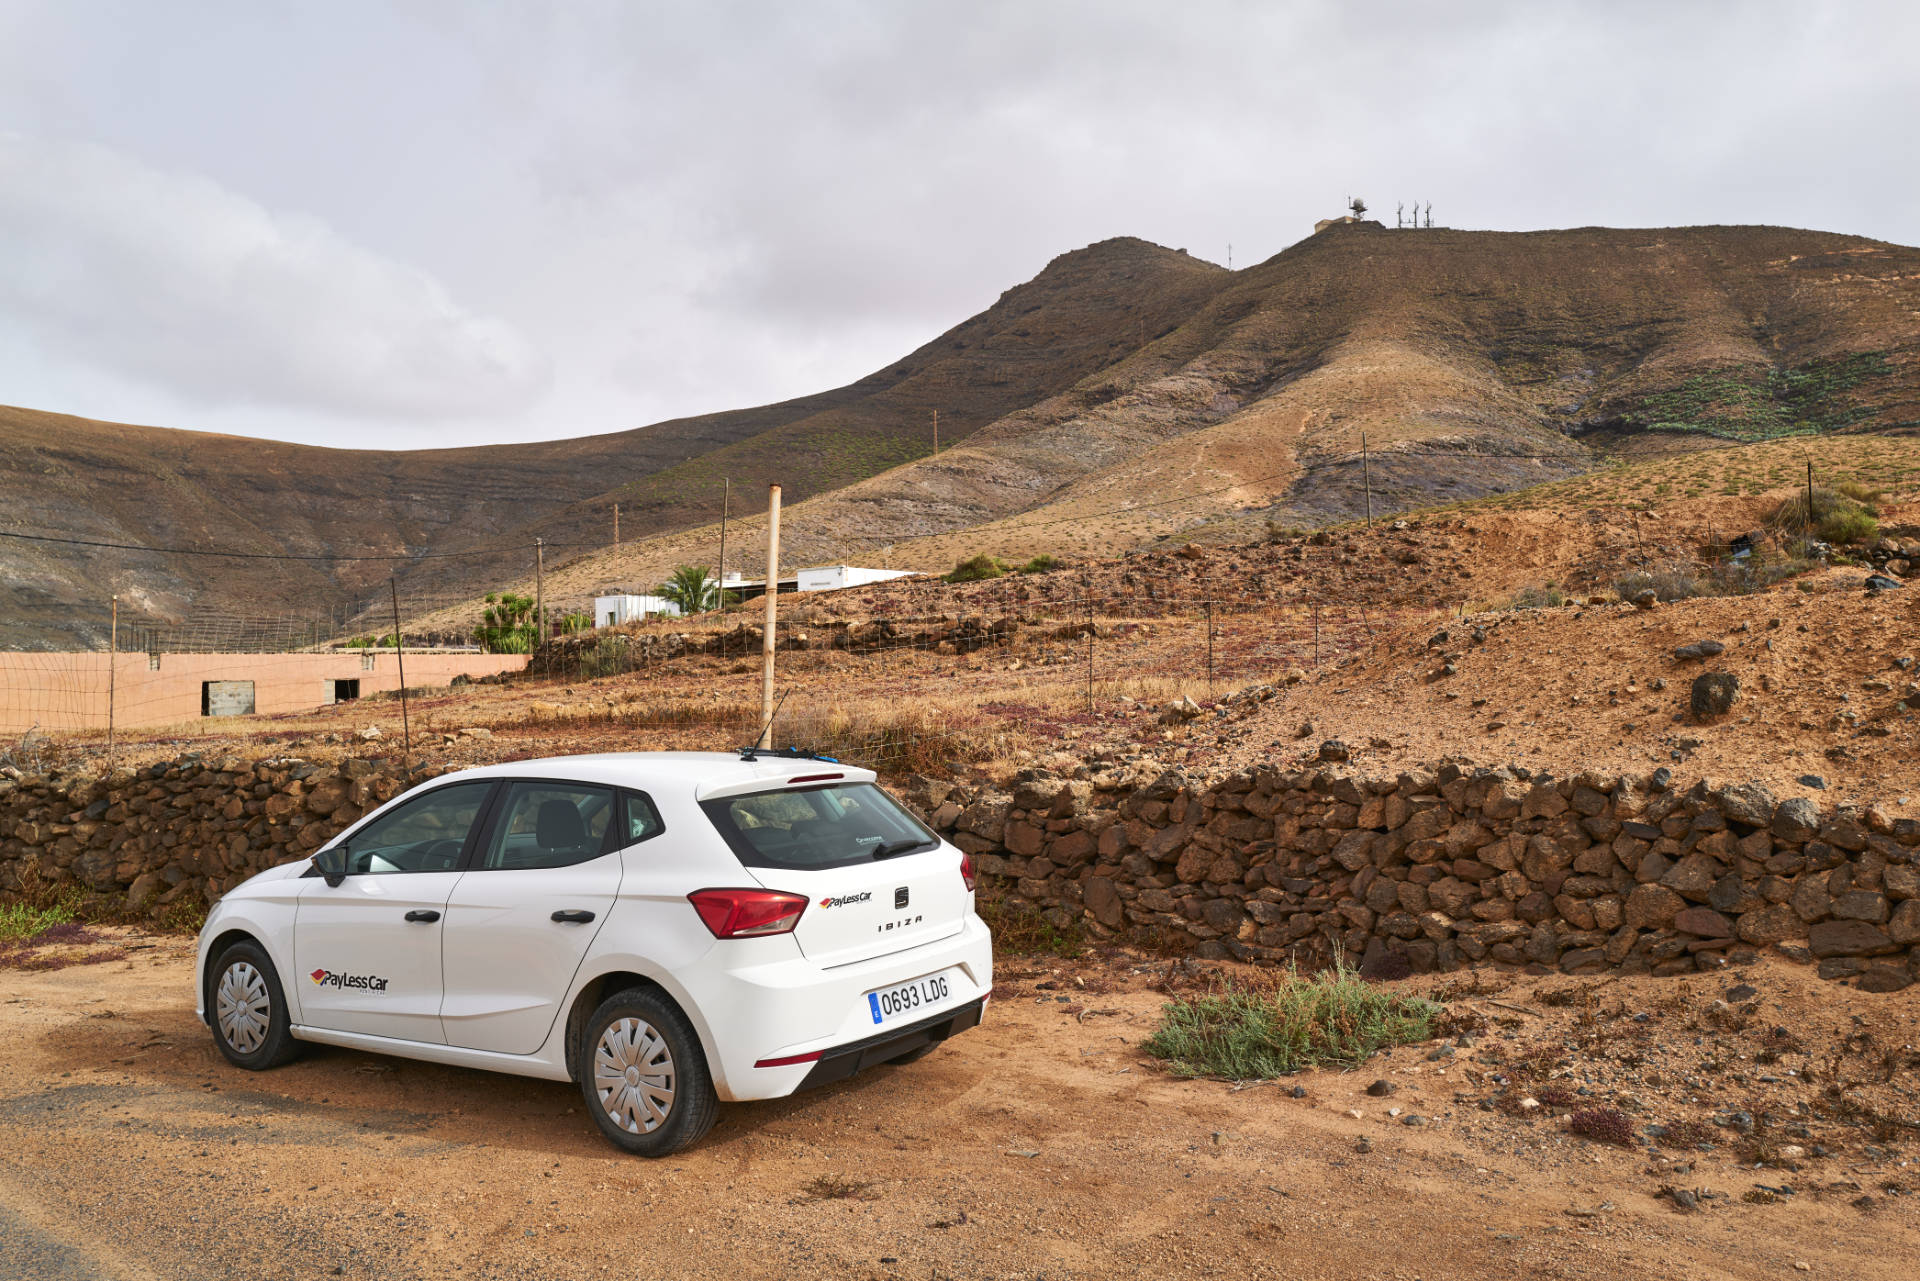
left=818, top=891, right=872, bottom=909
left=309, top=968, right=390, bottom=992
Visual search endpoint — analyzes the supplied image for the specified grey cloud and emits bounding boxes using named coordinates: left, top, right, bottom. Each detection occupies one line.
left=0, top=133, right=549, bottom=420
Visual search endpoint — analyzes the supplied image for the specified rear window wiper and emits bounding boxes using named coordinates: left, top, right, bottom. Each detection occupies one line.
left=872, top=838, right=932, bottom=859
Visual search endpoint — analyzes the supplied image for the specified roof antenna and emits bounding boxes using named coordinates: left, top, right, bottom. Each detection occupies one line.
left=739, top=688, right=793, bottom=760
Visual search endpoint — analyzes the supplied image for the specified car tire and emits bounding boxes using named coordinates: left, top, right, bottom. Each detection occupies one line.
left=208, top=940, right=300, bottom=1070
left=887, top=1042, right=939, bottom=1066
left=578, top=988, right=718, bottom=1157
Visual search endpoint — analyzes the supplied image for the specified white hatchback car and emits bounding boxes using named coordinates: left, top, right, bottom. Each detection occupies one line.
left=195, top=751, right=993, bottom=1155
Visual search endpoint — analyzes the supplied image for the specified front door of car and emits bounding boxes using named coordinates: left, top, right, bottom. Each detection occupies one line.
left=294, top=781, right=496, bottom=1044
left=438, top=783, right=661, bottom=1055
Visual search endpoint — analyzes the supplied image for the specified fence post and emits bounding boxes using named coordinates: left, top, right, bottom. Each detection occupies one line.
left=1362, top=431, right=1372, bottom=529
left=759, top=484, right=782, bottom=748
left=107, top=594, right=117, bottom=771
left=1084, top=579, right=1094, bottom=716
left=390, top=578, right=412, bottom=775
left=1205, top=599, right=1214, bottom=691
left=1313, top=603, right=1321, bottom=666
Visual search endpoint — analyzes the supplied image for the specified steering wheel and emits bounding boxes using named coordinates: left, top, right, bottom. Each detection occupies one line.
left=419, top=839, right=465, bottom=869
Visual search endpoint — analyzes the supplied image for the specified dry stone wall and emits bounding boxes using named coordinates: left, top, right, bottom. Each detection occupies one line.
left=0, top=755, right=427, bottom=914
left=905, top=762, right=1920, bottom=993
left=3, top=751, right=1918, bottom=996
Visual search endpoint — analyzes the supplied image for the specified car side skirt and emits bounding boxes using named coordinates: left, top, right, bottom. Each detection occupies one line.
left=290, top=1024, right=573, bottom=1083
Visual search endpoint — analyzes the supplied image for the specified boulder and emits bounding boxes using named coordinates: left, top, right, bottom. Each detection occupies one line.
left=1672, top=907, right=1735, bottom=938
left=1808, top=919, right=1899, bottom=958
left=1674, top=640, right=1726, bottom=661
left=1624, top=883, right=1685, bottom=930
left=1690, top=672, right=1740, bottom=718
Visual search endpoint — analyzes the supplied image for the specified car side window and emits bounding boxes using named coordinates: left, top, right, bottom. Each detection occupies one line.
left=341, top=782, right=493, bottom=875
left=620, top=791, right=665, bottom=846
left=480, top=782, right=615, bottom=870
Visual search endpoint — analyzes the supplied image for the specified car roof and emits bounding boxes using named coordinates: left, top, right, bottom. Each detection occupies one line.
left=429, top=751, right=877, bottom=800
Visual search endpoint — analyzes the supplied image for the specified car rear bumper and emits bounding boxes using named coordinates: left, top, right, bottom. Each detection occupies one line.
left=794, top=995, right=987, bottom=1090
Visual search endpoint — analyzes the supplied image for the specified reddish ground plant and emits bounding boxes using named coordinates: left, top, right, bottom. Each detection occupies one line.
left=1569, top=1108, right=1637, bottom=1146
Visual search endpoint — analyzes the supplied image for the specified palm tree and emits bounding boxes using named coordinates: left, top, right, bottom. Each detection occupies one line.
left=657, top=565, right=723, bottom=615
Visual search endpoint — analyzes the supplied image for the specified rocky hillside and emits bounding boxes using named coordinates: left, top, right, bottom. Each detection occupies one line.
left=8, top=221, right=1920, bottom=647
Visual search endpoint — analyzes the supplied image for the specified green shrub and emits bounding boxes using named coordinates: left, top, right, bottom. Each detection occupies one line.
left=0, top=900, right=75, bottom=942
left=1506, top=583, right=1567, bottom=610
left=1017, top=554, right=1060, bottom=574
left=947, top=554, right=1010, bottom=584
left=1771, top=485, right=1879, bottom=545
left=975, top=888, right=1082, bottom=957
left=1143, top=963, right=1441, bottom=1079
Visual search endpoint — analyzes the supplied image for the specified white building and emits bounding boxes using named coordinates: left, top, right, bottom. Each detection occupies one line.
left=593, top=594, right=681, bottom=627
left=795, top=565, right=919, bottom=593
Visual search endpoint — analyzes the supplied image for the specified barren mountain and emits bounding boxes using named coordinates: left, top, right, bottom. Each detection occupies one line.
left=0, top=238, right=1224, bottom=647
left=5, top=221, right=1919, bottom=647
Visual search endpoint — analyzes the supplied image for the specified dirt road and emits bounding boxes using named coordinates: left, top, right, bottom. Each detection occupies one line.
left=1, top=936, right=1915, bottom=1280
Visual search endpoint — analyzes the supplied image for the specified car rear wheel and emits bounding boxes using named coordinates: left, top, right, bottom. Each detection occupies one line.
left=209, top=940, right=300, bottom=1070
left=578, top=988, right=718, bottom=1157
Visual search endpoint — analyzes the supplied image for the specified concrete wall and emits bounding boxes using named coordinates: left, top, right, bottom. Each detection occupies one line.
left=0, top=651, right=527, bottom=734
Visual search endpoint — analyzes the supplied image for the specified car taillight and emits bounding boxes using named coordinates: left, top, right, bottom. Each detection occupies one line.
left=960, top=851, right=975, bottom=892
left=688, top=888, right=808, bottom=938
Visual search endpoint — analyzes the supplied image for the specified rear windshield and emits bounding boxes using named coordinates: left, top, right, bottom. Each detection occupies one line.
left=700, top=782, right=938, bottom=870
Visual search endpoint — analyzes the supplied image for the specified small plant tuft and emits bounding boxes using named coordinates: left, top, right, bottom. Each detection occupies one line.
left=1142, top=963, right=1441, bottom=1079
left=1569, top=1107, right=1636, bottom=1146
left=947, top=553, right=1011, bottom=583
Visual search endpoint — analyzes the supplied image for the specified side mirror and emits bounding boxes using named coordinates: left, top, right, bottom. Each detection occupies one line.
left=312, top=845, right=348, bottom=888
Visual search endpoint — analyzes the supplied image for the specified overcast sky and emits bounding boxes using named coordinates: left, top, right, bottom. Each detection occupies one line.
left=1, top=1, right=1915, bottom=451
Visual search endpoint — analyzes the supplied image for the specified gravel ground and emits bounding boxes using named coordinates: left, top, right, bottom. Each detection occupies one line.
left=1, top=933, right=1917, bottom=1280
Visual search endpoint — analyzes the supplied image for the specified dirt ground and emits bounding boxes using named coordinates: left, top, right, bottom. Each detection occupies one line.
left=2, top=933, right=1916, bottom=1281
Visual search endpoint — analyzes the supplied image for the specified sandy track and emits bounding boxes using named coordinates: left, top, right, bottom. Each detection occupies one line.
left=1, top=938, right=1916, bottom=1280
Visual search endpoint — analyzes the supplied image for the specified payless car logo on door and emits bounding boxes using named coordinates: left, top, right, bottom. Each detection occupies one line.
left=309, top=968, right=390, bottom=992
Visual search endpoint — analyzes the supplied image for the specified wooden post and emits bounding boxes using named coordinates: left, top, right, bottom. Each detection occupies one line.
left=759, top=484, right=782, bottom=748
left=535, top=537, right=545, bottom=648
left=1805, top=458, right=1815, bottom=547
left=1313, top=603, right=1321, bottom=666
left=107, top=595, right=118, bottom=770
left=1084, top=582, right=1094, bottom=716
left=1361, top=431, right=1373, bottom=529
left=389, top=578, right=411, bottom=775
left=932, top=409, right=939, bottom=455
left=1205, top=599, right=1214, bottom=691
left=613, top=502, right=620, bottom=548
left=719, top=478, right=729, bottom=602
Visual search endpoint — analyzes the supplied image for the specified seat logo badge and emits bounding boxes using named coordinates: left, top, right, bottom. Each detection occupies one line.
left=309, top=968, right=389, bottom=992
left=818, top=891, right=873, bottom=910
left=894, top=886, right=910, bottom=909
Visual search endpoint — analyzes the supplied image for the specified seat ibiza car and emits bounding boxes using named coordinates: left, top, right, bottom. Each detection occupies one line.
left=195, top=751, right=993, bottom=1155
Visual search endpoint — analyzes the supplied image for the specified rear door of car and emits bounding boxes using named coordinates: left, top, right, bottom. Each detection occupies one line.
left=437, top=780, right=660, bottom=1055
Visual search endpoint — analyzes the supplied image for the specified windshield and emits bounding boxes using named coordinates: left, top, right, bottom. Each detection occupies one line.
left=700, top=782, right=938, bottom=870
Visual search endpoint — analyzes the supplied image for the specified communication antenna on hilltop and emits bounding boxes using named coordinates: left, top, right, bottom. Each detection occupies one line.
left=1424, top=202, right=1433, bottom=228
left=1348, top=195, right=1368, bottom=219
left=1396, top=201, right=1404, bottom=229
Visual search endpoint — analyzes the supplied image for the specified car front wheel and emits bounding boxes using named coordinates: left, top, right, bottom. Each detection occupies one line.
left=208, top=940, right=300, bottom=1070
left=578, top=988, right=718, bottom=1157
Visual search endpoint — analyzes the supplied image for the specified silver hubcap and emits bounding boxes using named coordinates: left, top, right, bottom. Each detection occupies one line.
left=216, top=960, right=271, bottom=1055
left=593, top=1017, right=675, bottom=1134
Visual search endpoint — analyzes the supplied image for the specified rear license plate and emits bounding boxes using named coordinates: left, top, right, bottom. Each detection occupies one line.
left=866, top=970, right=954, bottom=1025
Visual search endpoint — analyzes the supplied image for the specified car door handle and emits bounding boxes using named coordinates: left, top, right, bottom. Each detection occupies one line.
left=550, top=909, right=596, bottom=924
left=404, top=909, right=441, bottom=923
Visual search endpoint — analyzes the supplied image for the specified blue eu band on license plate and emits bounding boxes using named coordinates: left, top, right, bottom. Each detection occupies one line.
left=868, top=993, right=883, bottom=1024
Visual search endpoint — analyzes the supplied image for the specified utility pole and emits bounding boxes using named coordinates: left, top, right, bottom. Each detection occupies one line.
left=1362, top=431, right=1373, bottom=529
left=535, top=538, right=545, bottom=649
left=107, top=594, right=117, bottom=771
left=613, top=502, right=620, bottom=548
left=758, top=484, right=782, bottom=748
left=931, top=409, right=938, bottom=455
left=719, top=478, right=730, bottom=599
left=389, top=578, right=411, bottom=776
left=1227, top=242, right=1232, bottom=269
